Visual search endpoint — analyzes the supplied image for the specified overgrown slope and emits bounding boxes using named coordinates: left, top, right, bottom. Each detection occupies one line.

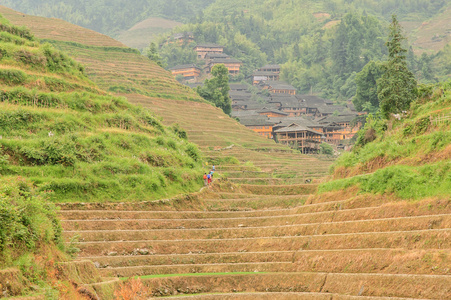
left=321, top=83, right=451, bottom=199
left=0, top=13, right=204, bottom=203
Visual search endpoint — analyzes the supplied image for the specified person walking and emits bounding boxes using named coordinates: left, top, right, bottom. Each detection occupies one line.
left=212, top=164, right=216, bottom=171
left=207, top=172, right=212, bottom=185
left=203, top=173, right=208, bottom=186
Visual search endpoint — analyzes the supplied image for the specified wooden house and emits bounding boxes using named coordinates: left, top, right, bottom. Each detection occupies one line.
left=194, top=43, right=224, bottom=59
left=317, top=114, right=361, bottom=143
left=208, top=58, right=242, bottom=75
left=240, top=116, right=274, bottom=138
left=169, top=64, right=201, bottom=81
left=274, top=123, right=323, bottom=154
left=205, top=53, right=230, bottom=62
left=260, top=64, right=281, bottom=73
left=167, top=32, right=194, bottom=45
left=252, top=71, right=280, bottom=85
left=265, top=82, right=297, bottom=95
left=269, top=95, right=306, bottom=116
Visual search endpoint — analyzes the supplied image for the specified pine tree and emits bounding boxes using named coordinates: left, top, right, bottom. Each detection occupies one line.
left=146, top=42, right=164, bottom=68
left=377, top=15, right=417, bottom=118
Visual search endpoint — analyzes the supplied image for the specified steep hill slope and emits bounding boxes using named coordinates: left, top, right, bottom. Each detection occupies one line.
left=321, top=83, right=451, bottom=198
left=0, top=10, right=204, bottom=203
left=0, top=12, right=201, bottom=299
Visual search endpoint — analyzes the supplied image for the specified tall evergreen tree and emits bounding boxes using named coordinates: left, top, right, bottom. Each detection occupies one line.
left=146, top=42, right=164, bottom=68
left=377, top=15, right=417, bottom=118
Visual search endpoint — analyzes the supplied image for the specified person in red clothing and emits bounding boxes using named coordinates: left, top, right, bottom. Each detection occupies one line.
left=207, top=172, right=211, bottom=185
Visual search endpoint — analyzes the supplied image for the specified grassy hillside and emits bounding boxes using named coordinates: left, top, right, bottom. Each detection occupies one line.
left=320, top=82, right=451, bottom=199
left=116, top=17, right=183, bottom=50
left=0, top=12, right=204, bottom=203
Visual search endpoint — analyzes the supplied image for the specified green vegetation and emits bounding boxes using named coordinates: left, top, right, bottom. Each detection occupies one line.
left=322, top=81, right=451, bottom=199
left=353, top=61, right=383, bottom=113
left=0, top=177, right=62, bottom=267
left=146, top=42, right=165, bottom=67
left=196, top=64, right=231, bottom=115
left=158, top=2, right=446, bottom=103
left=1, top=0, right=216, bottom=36
left=0, top=14, right=204, bottom=203
left=378, top=15, right=417, bottom=118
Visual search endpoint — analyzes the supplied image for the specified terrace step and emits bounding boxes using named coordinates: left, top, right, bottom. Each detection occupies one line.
left=85, top=248, right=450, bottom=278
left=77, top=248, right=451, bottom=276
left=63, top=214, right=451, bottom=240
left=166, top=293, right=426, bottom=300
left=138, top=272, right=451, bottom=299
left=72, top=229, right=451, bottom=257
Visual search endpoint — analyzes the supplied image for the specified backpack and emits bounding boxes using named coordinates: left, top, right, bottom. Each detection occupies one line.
left=203, top=174, right=207, bottom=180
left=207, top=174, right=211, bottom=179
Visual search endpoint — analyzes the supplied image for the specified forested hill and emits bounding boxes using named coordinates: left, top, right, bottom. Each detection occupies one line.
left=159, top=0, right=450, bottom=103
left=3, top=0, right=450, bottom=102
left=0, top=0, right=215, bottom=36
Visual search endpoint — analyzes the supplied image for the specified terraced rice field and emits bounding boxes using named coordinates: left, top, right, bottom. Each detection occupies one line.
left=3, top=6, right=451, bottom=299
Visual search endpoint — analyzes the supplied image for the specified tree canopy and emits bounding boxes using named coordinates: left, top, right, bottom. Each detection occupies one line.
left=377, top=15, right=417, bottom=118
left=196, top=64, right=231, bottom=115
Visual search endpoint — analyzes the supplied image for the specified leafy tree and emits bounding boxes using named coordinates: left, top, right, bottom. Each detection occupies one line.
left=377, top=15, right=417, bottom=118
left=353, top=60, right=382, bottom=113
left=196, top=64, right=231, bottom=115
left=146, top=42, right=164, bottom=68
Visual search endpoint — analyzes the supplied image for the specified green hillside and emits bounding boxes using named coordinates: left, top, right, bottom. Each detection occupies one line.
left=0, top=13, right=204, bottom=203
left=320, top=82, right=451, bottom=199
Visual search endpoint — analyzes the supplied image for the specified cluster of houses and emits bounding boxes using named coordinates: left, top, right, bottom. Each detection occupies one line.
left=169, top=39, right=242, bottom=81
left=231, top=65, right=364, bottom=153
left=164, top=34, right=363, bottom=153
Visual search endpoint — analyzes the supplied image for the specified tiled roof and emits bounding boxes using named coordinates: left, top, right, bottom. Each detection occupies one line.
left=268, top=82, right=296, bottom=90
left=252, top=71, right=279, bottom=76
left=260, top=64, right=281, bottom=69
left=271, top=117, right=320, bottom=128
left=205, top=53, right=229, bottom=59
left=239, top=116, right=273, bottom=126
left=257, top=108, right=289, bottom=115
left=210, top=58, right=242, bottom=64
left=195, top=43, right=223, bottom=48
left=231, top=110, right=259, bottom=118
left=274, top=123, right=322, bottom=134
left=169, top=64, right=200, bottom=70
left=229, top=84, right=249, bottom=91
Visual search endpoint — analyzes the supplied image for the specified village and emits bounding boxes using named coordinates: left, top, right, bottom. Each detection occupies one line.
left=169, top=39, right=364, bottom=154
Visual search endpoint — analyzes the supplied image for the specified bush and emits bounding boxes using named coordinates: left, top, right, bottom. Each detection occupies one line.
left=0, top=177, right=62, bottom=266
left=0, top=69, right=27, bottom=84
left=320, top=143, right=334, bottom=155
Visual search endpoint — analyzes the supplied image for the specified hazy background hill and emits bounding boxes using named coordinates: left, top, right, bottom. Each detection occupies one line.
left=2, top=0, right=451, bottom=104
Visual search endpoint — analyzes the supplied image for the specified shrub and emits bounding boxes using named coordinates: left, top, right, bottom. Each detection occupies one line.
left=185, top=143, right=201, bottom=162
left=0, top=177, right=62, bottom=266
left=0, top=69, right=27, bottom=84
left=320, top=143, right=334, bottom=155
